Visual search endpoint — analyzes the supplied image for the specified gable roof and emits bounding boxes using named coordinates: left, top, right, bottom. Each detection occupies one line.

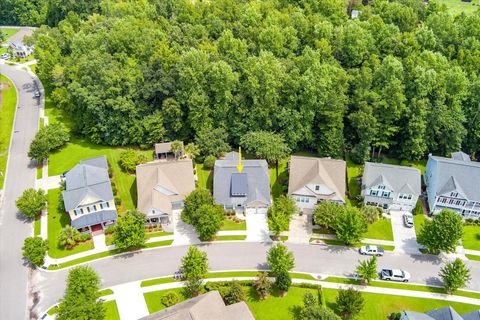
left=62, top=156, right=114, bottom=211
left=426, top=307, right=464, bottom=320
left=71, top=210, right=117, bottom=229
left=463, top=310, right=480, bottom=320
left=214, top=152, right=270, bottom=207
left=401, top=311, right=436, bottom=320
left=136, top=159, right=195, bottom=216
left=139, top=291, right=255, bottom=320
left=427, top=152, right=480, bottom=201
left=155, top=141, right=184, bottom=154
left=363, top=162, right=421, bottom=196
left=288, top=156, right=346, bottom=203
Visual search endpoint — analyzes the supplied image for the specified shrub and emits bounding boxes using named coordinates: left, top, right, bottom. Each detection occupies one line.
left=303, top=291, right=317, bottom=307
left=58, top=226, right=81, bottom=249
left=253, top=272, right=272, bottom=299
left=336, top=288, right=364, bottom=319
left=119, top=149, right=148, bottom=172
left=203, top=155, right=216, bottom=169
left=16, top=188, right=47, bottom=219
left=275, top=271, right=292, bottom=293
left=161, top=292, right=180, bottom=307
left=114, top=196, right=121, bottom=206
left=389, top=312, right=402, bottom=320
left=28, top=123, right=69, bottom=163
left=111, top=183, right=118, bottom=195
left=224, top=281, right=246, bottom=305
left=78, top=233, right=92, bottom=242
left=360, top=205, right=382, bottom=224
left=104, top=225, right=116, bottom=235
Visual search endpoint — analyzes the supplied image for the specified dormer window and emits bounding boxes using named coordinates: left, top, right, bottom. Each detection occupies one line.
left=74, top=208, right=84, bottom=215
left=315, top=185, right=320, bottom=191
left=378, top=185, right=386, bottom=190
left=451, top=192, right=458, bottom=197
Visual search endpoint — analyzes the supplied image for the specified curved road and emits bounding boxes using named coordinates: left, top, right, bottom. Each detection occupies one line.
left=35, top=242, right=480, bottom=314
left=0, top=64, right=41, bottom=319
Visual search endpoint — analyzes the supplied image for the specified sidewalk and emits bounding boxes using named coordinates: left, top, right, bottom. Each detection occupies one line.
left=111, top=282, right=149, bottom=320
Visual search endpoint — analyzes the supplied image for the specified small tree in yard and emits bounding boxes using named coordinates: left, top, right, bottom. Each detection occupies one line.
left=355, top=256, right=378, bottom=285
left=170, top=140, right=183, bottom=159
left=119, top=149, right=148, bottom=173
left=253, top=272, right=273, bottom=299
left=22, top=236, right=48, bottom=266
left=194, top=204, right=224, bottom=241
left=314, top=201, right=345, bottom=230
left=16, top=188, right=47, bottom=219
left=112, top=210, right=146, bottom=250
left=334, top=206, right=367, bottom=245
left=299, top=305, right=341, bottom=320
left=275, top=271, right=292, bottom=295
left=439, top=258, right=471, bottom=294
left=181, top=246, right=209, bottom=297
left=224, top=280, right=246, bottom=305
left=360, top=205, right=382, bottom=224
left=57, top=266, right=104, bottom=320
left=336, top=288, right=365, bottom=319
left=28, top=123, right=69, bottom=163
left=303, top=291, right=317, bottom=307
left=58, top=225, right=81, bottom=249
left=268, top=195, right=297, bottom=237
left=267, top=243, right=295, bottom=276
left=185, top=143, right=200, bottom=160
left=203, top=155, right=216, bottom=169
left=417, top=209, right=463, bottom=254
left=182, top=188, right=213, bottom=225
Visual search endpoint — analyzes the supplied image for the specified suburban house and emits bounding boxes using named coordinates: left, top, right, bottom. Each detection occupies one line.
left=7, top=41, right=33, bottom=58
left=401, top=306, right=480, bottom=320
left=154, top=141, right=184, bottom=160
left=62, top=156, right=117, bottom=233
left=140, top=291, right=255, bottom=320
left=214, top=151, right=271, bottom=212
left=136, top=158, right=195, bottom=226
left=361, top=162, right=421, bottom=212
left=287, top=156, right=346, bottom=210
left=425, top=151, right=480, bottom=219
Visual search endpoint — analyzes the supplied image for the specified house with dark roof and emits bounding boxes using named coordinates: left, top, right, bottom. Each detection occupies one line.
left=401, top=306, right=479, bottom=320
left=213, top=151, right=271, bottom=212
left=139, top=291, right=255, bottom=320
left=136, top=159, right=195, bottom=227
left=287, top=156, right=346, bottom=210
left=62, top=156, right=117, bottom=233
left=361, top=162, right=421, bottom=211
left=425, top=151, right=480, bottom=219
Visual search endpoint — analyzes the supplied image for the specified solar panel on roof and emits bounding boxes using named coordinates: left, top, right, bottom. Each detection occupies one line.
left=231, top=173, right=247, bottom=197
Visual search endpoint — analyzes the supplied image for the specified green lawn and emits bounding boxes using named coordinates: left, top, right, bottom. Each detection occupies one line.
left=221, top=219, right=247, bottom=231
left=346, top=154, right=362, bottom=206
left=34, top=215, right=41, bottom=236
left=146, top=231, right=173, bottom=239
left=312, top=238, right=395, bottom=251
left=99, top=289, right=114, bottom=297
left=364, top=218, right=394, bottom=241
left=0, top=46, right=6, bottom=55
left=439, top=0, right=480, bottom=14
left=414, top=213, right=428, bottom=237
left=269, top=160, right=288, bottom=199
left=47, top=188, right=94, bottom=258
left=215, top=235, right=247, bottom=241
left=144, top=289, right=189, bottom=314
left=30, top=63, right=37, bottom=74
left=466, top=254, right=480, bottom=261
left=0, top=28, right=20, bottom=40
left=195, top=163, right=213, bottom=191
left=105, top=300, right=120, bottom=320
left=462, top=225, right=480, bottom=251
left=0, top=75, right=17, bottom=189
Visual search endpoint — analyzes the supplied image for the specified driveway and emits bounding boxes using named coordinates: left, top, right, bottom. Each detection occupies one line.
left=391, top=210, right=421, bottom=254
left=287, top=213, right=312, bottom=244
left=172, top=210, right=199, bottom=245
left=245, top=208, right=270, bottom=242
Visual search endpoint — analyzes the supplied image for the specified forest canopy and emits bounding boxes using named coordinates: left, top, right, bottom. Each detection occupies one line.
left=27, top=0, right=480, bottom=162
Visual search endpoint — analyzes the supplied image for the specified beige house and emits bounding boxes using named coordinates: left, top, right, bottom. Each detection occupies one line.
left=136, top=159, right=195, bottom=226
left=288, top=156, right=346, bottom=210
left=140, top=291, right=255, bottom=320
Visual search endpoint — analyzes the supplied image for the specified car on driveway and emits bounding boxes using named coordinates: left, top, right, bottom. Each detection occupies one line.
left=359, top=245, right=384, bottom=256
left=380, top=268, right=411, bottom=282
left=403, top=214, right=414, bottom=228
left=34, top=90, right=41, bottom=97
left=1, top=53, right=10, bottom=60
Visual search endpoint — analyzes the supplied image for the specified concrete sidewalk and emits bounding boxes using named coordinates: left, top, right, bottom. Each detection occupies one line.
left=111, top=282, right=149, bottom=320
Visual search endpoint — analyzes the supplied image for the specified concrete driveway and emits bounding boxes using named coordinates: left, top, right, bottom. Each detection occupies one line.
left=287, top=213, right=312, bottom=244
left=391, top=210, right=421, bottom=254
left=172, top=210, right=199, bottom=245
left=245, top=208, right=270, bottom=242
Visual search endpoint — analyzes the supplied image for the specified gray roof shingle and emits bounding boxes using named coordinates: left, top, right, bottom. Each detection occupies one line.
left=363, top=162, right=421, bottom=197
left=463, top=310, right=480, bottom=320
left=426, top=306, right=464, bottom=320
left=71, top=210, right=117, bottom=229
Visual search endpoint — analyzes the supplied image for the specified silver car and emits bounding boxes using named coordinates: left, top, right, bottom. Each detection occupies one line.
left=403, top=214, right=414, bottom=228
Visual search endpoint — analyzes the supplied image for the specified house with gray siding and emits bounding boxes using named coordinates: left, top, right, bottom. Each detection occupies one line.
left=213, top=152, right=271, bottom=212
left=62, top=156, right=117, bottom=233
left=361, top=162, right=421, bottom=212
left=425, top=151, right=480, bottom=219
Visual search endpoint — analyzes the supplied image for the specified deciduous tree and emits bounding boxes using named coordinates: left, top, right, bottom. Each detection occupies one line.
left=267, top=243, right=295, bottom=276
left=334, top=207, right=367, bottom=245
left=417, top=209, right=463, bottom=254
left=16, top=188, right=47, bottom=219
left=22, top=236, right=48, bottom=266
left=112, top=210, right=146, bottom=250
left=336, top=288, right=365, bottom=319
left=439, top=258, right=471, bottom=294
left=181, top=246, right=209, bottom=297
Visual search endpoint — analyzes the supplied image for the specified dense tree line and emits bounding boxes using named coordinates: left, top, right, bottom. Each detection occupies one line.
left=30, top=0, right=480, bottom=161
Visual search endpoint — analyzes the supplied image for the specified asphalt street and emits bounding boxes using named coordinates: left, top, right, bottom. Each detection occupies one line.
left=34, top=242, right=480, bottom=315
left=0, top=64, right=41, bottom=319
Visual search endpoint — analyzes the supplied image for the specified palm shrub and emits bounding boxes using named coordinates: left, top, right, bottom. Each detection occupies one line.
left=355, top=256, right=378, bottom=285
left=58, top=225, right=81, bottom=249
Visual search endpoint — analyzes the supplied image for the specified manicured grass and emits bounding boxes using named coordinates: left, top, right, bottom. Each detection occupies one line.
left=313, top=228, right=335, bottom=235
left=414, top=213, right=428, bottom=237
left=47, top=305, right=58, bottom=315
left=47, top=188, right=94, bottom=258
left=311, top=238, right=395, bottom=251
left=462, top=225, right=480, bottom=251
left=99, top=289, right=114, bottom=297
left=439, top=0, right=480, bottom=14
left=346, top=154, right=362, bottom=206
left=279, top=235, right=288, bottom=241
left=105, top=235, right=113, bottom=246
left=34, top=215, right=41, bottom=236
left=0, top=46, right=6, bottom=55
left=104, top=300, right=120, bottom=320
left=364, top=218, right=394, bottom=241
left=269, top=159, right=288, bottom=199
left=215, top=235, right=247, bottom=241
left=144, top=288, right=188, bottom=314
left=146, top=231, right=173, bottom=239
left=195, top=163, right=212, bottom=191
left=466, top=254, right=480, bottom=261
left=323, top=277, right=480, bottom=299
left=36, top=165, right=42, bottom=179
left=48, top=138, right=153, bottom=212
left=141, top=277, right=179, bottom=287
left=221, top=219, right=247, bottom=231
left=206, top=271, right=261, bottom=278
left=30, top=63, right=37, bottom=74
left=0, top=28, right=20, bottom=40
left=143, top=240, right=174, bottom=248
left=0, top=75, right=16, bottom=189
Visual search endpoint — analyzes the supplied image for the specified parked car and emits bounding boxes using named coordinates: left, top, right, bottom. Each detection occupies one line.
left=359, top=245, right=385, bottom=256
left=34, top=90, right=41, bottom=97
left=380, top=268, right=411, bottom=282
left=1, top=53, right=10, bottom=60
left=403, top=214, right=414, bottom=228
